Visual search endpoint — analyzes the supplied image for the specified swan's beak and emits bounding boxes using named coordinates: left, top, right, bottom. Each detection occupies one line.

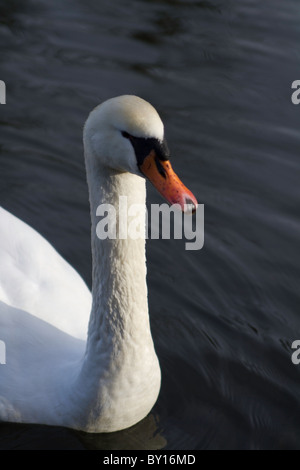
left=139, top=150, right=198, bottom=214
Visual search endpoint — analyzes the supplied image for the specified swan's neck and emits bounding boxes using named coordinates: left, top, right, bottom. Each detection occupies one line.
left=67, top=154, right=160, bottom=432
left=82, top=158, right=156, bottom=371
left=74, top=159, right=160, bottom=431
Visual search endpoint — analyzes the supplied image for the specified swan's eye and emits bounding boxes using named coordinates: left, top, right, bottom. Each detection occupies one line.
left=122, top=131, right=131, bottom=139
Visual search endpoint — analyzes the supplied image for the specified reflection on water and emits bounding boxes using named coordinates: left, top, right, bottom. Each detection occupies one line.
left=0, top=414, right=166, bottom=450
left=77, top=415, right=167, bottom=451
left=1, top=0, right=300, bottom=450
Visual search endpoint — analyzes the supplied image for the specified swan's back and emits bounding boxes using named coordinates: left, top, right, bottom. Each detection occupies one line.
left=0, top=207, right=91, bottom=340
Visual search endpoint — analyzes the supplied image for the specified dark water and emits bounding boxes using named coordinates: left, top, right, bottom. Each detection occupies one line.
left=0, top=0, right=300, bottom=450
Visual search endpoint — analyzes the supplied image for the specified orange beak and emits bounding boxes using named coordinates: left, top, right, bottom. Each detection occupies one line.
left=139, top=150, right=198, bottom=214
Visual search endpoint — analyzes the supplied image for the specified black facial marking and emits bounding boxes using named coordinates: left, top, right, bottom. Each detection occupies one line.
left=122, top=131, right=131, bottom=139
left=155, top=156, right=167, bottom=178
left=121, top=131, right=170, bottom=167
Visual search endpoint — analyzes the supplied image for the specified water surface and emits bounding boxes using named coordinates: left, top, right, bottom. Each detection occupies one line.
left=0, top=0, right=300, bottom=450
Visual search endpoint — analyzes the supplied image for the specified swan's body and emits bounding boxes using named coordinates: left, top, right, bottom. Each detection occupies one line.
left=0, top=96, right=197, bottom=432
left=0, top=208, right=91, bottom=339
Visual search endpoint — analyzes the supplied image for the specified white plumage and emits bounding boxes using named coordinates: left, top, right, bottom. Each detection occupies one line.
left=0, top=96, right=163, bottom=432
left=0, top=207, right=91, bottom=339
left=0, top=95, right=196, bottom=432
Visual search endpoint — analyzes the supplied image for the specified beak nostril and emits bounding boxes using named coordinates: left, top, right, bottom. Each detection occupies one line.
left=155, top=157, right=167, bottom=179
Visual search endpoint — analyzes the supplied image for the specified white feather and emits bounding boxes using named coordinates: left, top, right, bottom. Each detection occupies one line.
left=0, top=96, right=162, bottom=432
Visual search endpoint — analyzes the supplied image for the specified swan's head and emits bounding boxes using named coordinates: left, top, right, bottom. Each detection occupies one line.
left=84, top=95, right=197, bottom=213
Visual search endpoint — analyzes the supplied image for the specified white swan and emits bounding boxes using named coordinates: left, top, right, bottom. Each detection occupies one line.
left=0, top=95, right=197, bottom=433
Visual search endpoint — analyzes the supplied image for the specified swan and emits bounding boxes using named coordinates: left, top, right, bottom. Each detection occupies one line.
left=0, top=95, right=197, bottom=433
